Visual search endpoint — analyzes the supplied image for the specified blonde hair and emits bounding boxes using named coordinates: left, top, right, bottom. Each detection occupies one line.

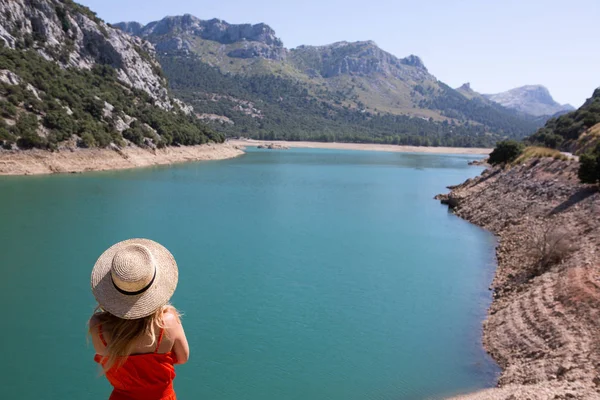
left=89, top=304, right=180, bottom=370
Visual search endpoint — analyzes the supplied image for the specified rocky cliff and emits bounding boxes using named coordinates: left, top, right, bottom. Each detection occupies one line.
left=289, top=41, right=429, bottom=81
left=0, top=0, right=223, bottom=154
left=456, top=83, right=490, bottom=102
left=484, top=85, right=574, bottom=117
left=439, top=158, right=600, bottom=399
left=0, top=0, right=174, bottom=107
left=113, top=15, right=287, bottom=61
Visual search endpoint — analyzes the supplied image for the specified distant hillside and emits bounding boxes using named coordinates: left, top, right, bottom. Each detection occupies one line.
left=0, top=1, right=221, bottom=151
left=114, top=15, right=545, bottom=147
left=484, top=85, right=574, bottom=117
left=456, top=83, right=489, bottom=102
left=528, top=88, right=600, bottom=153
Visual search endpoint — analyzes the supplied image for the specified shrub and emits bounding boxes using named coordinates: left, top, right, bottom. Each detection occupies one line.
left=122, top=126, right=145, bottom=146
left=0, top=100, right=17, bottom=117
left=0, top=126, right=15, bottom=144
left=5, top=84, right=25, bottom=105
left=83, top=96, right=105, bottom=120
left=526, top=222, right=575, bottom=278
left=530, top=130, right=564, bottom=149
left=14, top=113, right=46, bottom=149
left=43, top=109, right=75, bottom=137
left=16, top=136, right=46, bottom=150
left=110, top=131, right=126, bottom=148
left=55, top=5, right=71, bottom=32
left=578, top=145, right=600, bottom=184
left=488, top=140, right=524, bottom=165
left=13, top=113, right=38, bottom=135
left=78, top=132, right=96, bottom=148
left=76, top=118, right=110, bottom=147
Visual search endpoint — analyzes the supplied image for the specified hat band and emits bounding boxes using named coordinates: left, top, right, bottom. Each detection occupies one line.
left=111, top=269, right=157, bottom=296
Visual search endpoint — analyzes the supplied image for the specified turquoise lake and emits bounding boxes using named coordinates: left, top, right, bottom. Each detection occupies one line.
left=0, top=148, right=499, bottom=399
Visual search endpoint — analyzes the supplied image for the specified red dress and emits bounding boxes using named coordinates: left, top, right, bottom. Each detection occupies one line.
left=94, top=325, right=178, bottom=400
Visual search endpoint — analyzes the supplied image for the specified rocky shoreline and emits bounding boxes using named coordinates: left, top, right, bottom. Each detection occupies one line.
left=440, top=158, right=600, bottom=399
left=0, top=143, right=244, bottom=175
left=230, top=139, right=492, bottom=155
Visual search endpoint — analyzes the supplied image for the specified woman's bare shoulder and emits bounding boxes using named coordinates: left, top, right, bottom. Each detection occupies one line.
left=162, top=306, right=182, bottom=326
left=89, top=313, right=102, bottom=329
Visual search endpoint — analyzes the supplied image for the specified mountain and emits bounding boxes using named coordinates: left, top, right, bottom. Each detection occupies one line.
left=528, top=87, right=600, bottom=153
left=114, top=16, right=434, bottom=116
left=115, top=16, right=286, bottom=61
left=456, top=83, right=489, bottom=102
left=114, top=15, right=545, bottom=147
left=0, top=0, right=222, bottom=151
left=484, top=85, right=574, bottom=117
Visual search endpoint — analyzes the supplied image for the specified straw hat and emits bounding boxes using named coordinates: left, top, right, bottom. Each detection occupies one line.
left=91, top=239, right=178, bottom=320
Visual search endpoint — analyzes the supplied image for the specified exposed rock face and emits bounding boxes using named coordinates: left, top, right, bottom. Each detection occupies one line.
left=290, top=41, right=430, bottom=81
left=0, top=0, right=174, bottom=109
left=114, top=16, right=430, bottom=80
left=456, top=82, right=481, bottom=98
left=114, top=15, right=287, bottom=60
left=227, top=42, right=285, bottom=60
left=440, top=158, right=600, bottom=399
left=484, top=85, right=575, bottom=117
left=113, top=21, right=143, bottom=36
left=458, top=82, right=473, bottom=92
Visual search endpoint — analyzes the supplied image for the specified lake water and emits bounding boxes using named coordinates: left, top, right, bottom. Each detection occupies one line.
left=0, top=148, right=499, bottom=399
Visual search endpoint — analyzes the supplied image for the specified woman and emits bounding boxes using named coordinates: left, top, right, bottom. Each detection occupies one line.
left=89, top=239, right=190, bottom=400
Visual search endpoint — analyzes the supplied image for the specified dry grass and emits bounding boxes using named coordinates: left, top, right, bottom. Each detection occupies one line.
left=575, top=123, right=600, bottom=154
left=526, top=222, right=575, bottom=278
left=513, top=146, right=568, bottom=165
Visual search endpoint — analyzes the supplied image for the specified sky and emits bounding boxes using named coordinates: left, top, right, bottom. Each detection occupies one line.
left=79, top=0, right=599, bottom=108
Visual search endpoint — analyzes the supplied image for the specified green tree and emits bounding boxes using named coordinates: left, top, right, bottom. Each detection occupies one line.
left=488, top=140, right=524, bottom=165
left=0, top=100, right=17, bottom=118
left=14, top=113, right=46, bottom=149
left=43, top=109, right=75, bottom=141
left=79, top=132, right=97, bottom=148
left=0, top=125, right=15, bottom=148
left=578, top=144, right=600, bottom=184
left=122, top=126, right=145, bottom=146
left=83, top=96, right=105, bottom=120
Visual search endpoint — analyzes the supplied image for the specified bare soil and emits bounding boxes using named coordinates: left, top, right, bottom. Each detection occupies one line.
left=230, top=139, right=492, bottom=155
left=0, top=143, right=244, bottom=175
left=439, top=158, right=600, bottom=399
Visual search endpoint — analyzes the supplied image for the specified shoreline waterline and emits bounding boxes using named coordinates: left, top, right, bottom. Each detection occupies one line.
left=230, top=139, right=493, bottom=155
left=0, top=143, right=244, bottom=176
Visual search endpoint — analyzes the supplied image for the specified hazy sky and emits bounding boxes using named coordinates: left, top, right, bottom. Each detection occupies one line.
left=79, top=0, right=599, bottom=107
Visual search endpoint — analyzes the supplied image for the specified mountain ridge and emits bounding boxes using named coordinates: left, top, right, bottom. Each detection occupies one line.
left=114, top=15, right=287, bottom=61
left=457, top=83, right=574, bottom=117
left=484, top=85, right=574, bottom=117
left=114, top=14, right=547, bottom=146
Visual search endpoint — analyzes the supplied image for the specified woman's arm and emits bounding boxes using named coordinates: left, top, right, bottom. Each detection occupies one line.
left=88, top=314, right=106, bottom=355
left=164, top=308, right=190, bottom=365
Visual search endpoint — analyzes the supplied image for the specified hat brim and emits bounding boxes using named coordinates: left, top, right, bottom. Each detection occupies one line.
left=91, top=239, right=178, bottom=319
